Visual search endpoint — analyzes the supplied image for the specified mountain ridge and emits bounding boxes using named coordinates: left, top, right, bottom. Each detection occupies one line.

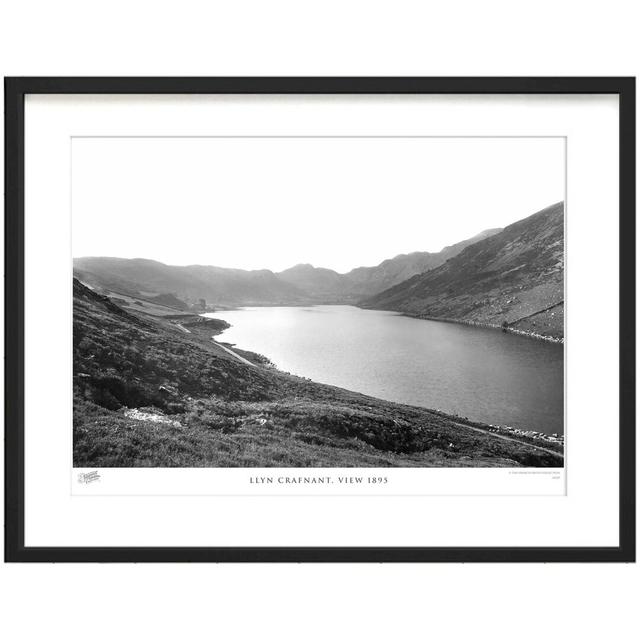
left=74, top=226, right=502, bottom=308
left=360, top=202, right=564, bottom=339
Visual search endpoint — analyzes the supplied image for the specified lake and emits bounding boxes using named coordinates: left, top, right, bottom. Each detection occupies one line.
left=204, top=305, right=564, bottom=435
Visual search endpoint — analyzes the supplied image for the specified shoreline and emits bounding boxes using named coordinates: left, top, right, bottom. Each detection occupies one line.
left=395, top=311, right=564, bottom=344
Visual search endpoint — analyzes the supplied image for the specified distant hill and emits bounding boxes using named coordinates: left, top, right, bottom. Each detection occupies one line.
left=342, top=229, right=501, bottom=297
left=74, top=226, right=501, bottom=308
left=278, top=229, right=502, bottom=301
left=360, top=203, right=564, bottom=339
left=277, top=263, right=346, bottom=300
left=74, top=257, right=306, bottom=307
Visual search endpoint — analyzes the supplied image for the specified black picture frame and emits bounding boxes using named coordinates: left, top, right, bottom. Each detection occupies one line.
left=4, top=77, right=636, bottom=563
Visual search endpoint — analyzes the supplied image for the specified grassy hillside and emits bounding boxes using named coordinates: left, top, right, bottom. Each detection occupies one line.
left=73, top=278, right=562, bottom=468
left=361, top=203, right=564, bottom=340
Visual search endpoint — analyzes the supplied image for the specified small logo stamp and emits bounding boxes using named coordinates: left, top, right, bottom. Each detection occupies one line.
left=78, top=470, right=101, bottom=484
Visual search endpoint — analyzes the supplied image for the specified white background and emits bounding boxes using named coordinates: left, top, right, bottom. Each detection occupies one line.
left=1, top=2, right=638, bottom=640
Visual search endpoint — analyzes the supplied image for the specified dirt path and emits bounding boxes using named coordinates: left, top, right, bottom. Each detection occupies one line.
left=454, top=421, right=564, bottom=459
left=212, top=339, right=256, bottom=367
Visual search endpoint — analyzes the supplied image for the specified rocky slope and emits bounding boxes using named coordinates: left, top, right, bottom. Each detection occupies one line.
left=360, top=202, right=564, bottom=339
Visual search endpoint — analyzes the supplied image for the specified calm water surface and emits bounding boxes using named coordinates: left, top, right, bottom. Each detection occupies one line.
left=204, top=305, right=564, bottom=435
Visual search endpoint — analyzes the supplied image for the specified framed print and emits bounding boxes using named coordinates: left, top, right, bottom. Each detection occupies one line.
left=4, top=77, right=635, bottom=562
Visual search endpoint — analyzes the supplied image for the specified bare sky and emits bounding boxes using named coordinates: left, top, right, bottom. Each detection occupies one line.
left=72, top=137, right=564, bottom=273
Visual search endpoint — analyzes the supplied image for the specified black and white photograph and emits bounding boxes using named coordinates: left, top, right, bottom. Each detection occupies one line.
left=72, top=136, right=565, bottom=469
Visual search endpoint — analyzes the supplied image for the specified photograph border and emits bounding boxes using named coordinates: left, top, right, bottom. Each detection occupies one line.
left=4, top=77, right=635, bottom=562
